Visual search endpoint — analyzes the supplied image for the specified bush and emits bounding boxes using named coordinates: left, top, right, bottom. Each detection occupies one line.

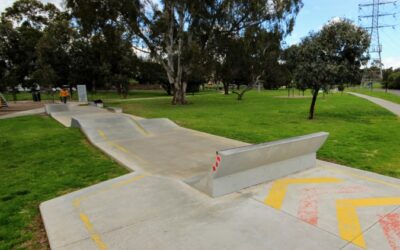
left=388, top=72, right=400, bottom=89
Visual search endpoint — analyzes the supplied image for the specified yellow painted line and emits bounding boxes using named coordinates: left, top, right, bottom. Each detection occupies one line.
left=73, top=198, right=81, bottom=208
left=74, top=175, right=146, bottom=206
left=73, top=175, right=147, bottom=249
left=131, top=119, right=150, bottom=136
left=264, top=177, right=343, bottom=209
left=321, top=166, right=400, bottom=189
left=97, top=129, right=129, bottom=153
left=111, top=175, right=146, bottom=188
left=80, top=212, right=94, bottom=231
left=97, top=129, right=107, bottom=139
left=96, top=127, right=150, bottom=165
left=336, top=197, right=400, bottom=249
left=109, top=142, right=129, bottom=153
left=79, top=212, right=108, bottom=250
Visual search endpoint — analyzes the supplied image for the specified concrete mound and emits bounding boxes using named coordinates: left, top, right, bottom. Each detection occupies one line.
left=137, top=118, right=179, bottom=134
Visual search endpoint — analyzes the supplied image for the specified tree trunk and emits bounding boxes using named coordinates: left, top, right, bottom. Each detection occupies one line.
left=172, top=80, right=187, bottom=105
left=223, top=83, right=229, bottom=95
left=309, top=88, right=320, bottom=120
left=12, top=89, right=17, bottom=103
left=122, top=83, right=129, bottom=99
left=233, top=86, right=251, bottom=101
left=116, top=83, right=121, bottom=96
left=92, top=80, right=97, bottom=93
left=69, top=85, right=73, bottom=101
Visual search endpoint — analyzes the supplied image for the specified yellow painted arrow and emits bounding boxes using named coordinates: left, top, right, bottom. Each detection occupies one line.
left=336, top=197, right=400, bottom=249
left=264, top=177, right=342, bottom=209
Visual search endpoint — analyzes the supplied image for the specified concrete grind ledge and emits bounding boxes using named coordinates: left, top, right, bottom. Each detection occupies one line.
left=187, top=132, right=329, bottom=197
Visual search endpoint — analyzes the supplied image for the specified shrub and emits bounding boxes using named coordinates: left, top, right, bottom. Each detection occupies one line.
left=388, top=72, right=400, bottom=89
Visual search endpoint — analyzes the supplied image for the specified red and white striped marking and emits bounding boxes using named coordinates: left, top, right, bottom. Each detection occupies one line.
left=212, top=155, right=222, bottom=172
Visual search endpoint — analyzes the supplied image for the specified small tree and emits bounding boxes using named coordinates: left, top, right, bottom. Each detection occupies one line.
left=387, top=72, right=400, bottom=89
left=294, top=19, right=369, bottom=119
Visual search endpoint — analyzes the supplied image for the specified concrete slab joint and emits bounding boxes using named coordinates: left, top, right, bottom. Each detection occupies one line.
left=188, top=132, right=329, bottom=197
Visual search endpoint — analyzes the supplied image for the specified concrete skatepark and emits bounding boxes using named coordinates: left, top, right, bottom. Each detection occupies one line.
left=41, top=103, right=400, bottom=250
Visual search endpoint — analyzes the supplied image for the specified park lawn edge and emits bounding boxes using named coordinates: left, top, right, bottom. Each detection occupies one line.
left=0, top=115, right=129, bottom=250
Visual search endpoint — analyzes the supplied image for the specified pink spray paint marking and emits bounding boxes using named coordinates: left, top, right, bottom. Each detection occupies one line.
left=298, top=186, right=368, bottom=226
left=379, top=213, right=400, bottom=250
left=212, top=155, right=221, bottom=172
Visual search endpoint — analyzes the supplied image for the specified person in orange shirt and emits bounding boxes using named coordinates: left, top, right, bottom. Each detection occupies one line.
left=60, top=87, right=70, bottom=104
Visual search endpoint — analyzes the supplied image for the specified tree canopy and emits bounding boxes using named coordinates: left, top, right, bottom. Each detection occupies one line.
left=66, top=0, right=302, bottom=104
left=292, top=19, right=370, bottom=119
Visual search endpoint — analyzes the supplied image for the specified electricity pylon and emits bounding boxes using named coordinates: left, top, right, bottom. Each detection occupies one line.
left=359, top=0, right=397, bottom=84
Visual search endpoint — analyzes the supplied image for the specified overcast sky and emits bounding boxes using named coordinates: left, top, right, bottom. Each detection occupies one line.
left=1, top=0, right=399, bottom=68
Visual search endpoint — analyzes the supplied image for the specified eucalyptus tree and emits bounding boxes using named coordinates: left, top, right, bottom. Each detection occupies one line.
left=67, top=0, right=302, bottom=105
left=232, top=27, right=282, bottom=100
left=294, top=19, right=370, bottom=119
left=65, top=0, right=139, bottom=96
left=0, top=0, right=60, bottom=95
left=34, top=15, right=74, bottom=87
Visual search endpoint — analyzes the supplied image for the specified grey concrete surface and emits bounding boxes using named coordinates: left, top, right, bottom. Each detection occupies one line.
left=41, top=172, right=350, bottom=250
left=189, top=132, right=328, bottom=197
left=0, top=107, right=45, bottom=119
left=349, top=92, right=400, bottom=116
left=41, top=104, right=400, bottom=250
left=41, top=162, right=400, bottom=250
left=46, top=104, right=247, bottom=178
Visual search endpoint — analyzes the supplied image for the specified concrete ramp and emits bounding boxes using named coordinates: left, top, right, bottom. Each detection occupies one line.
left=71, top=113, right=149, bottom=143
left=45, top=103, right=71, bottom=114
left=136, top=118, right=179, bottom=134
left=46, top=104, right=108, bottom=127
left=188, top=132, right=329, bottom=197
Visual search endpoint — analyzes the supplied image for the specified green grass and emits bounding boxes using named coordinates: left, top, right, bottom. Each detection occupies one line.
left=109, top=91, right=400, bottom=178
left=0, top=116, right=128, bottom=249
left=349, top=88, right=400, bottom=104
left=2, top=90, right=167, bottom=102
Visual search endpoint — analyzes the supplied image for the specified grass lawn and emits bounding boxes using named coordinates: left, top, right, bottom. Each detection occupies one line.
left=349, top=88, right=400, bottom=104
left=109, top=90, right=400, bottom=178
left=2, top=90, right=167, bottom=102
left=0, top=115, right=128, bottom=250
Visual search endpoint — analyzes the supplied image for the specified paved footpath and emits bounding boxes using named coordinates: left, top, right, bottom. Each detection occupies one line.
left=41, top=104, right=400, bottom=250
left=374, top=89, right=400, bottom=96
left=0, top=107, right=45, bottom=119
left=349, top=92, right=400, bottom=116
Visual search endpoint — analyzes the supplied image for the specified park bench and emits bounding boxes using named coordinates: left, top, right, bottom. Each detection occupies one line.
left=188, top=132, right=329, bottom=197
